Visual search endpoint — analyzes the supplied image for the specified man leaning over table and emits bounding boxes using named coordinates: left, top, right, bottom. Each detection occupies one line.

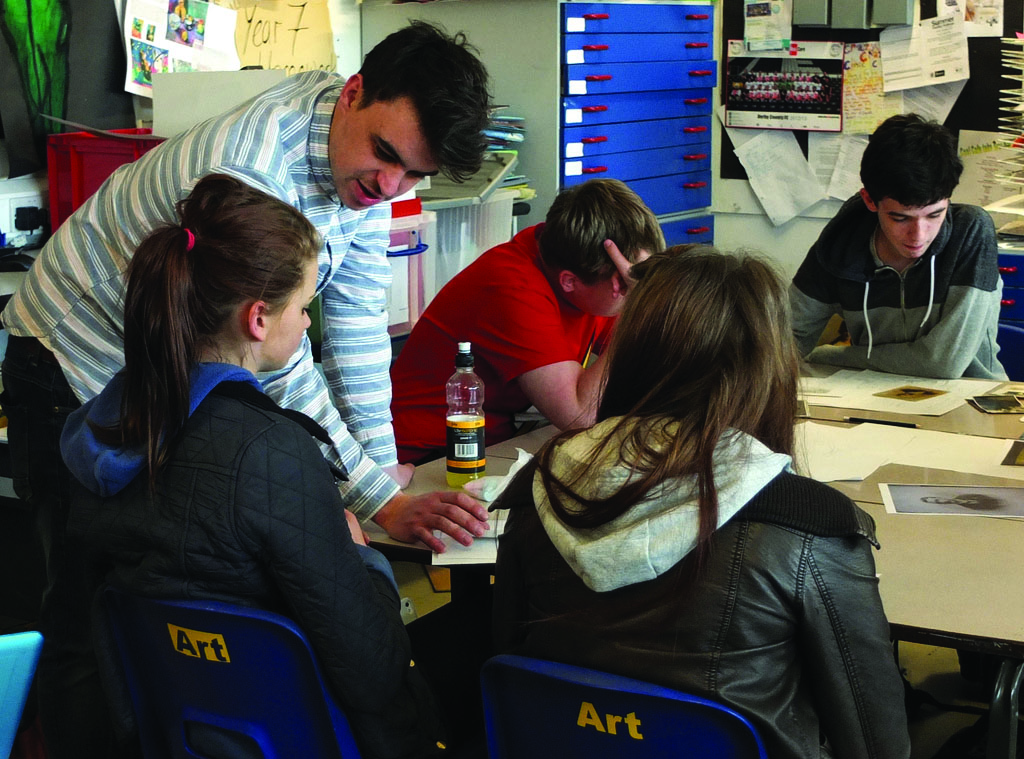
left=1, top=23, right=492, bottom=759
left=789, top=113, right=1007, bottom=380
left=390, top=178, right=663, bottom=464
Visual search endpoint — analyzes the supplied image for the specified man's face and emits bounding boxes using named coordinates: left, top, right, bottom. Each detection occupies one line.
left=328, top=75, right=438, bottom=210
left=860, top=189, right=948, bottom=272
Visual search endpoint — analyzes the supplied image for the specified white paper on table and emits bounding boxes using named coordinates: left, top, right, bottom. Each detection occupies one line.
left=807, top=369, right=1001, bottom=415
left=843, top=424, right=1024, bottom=482
left=734, top=130, right=826, bottom=226
left=432, top=448, right=532, bottom=565
left=795, top=421, right=891, bottom=481
left=902, top=80, right=968, bottom=124
left=879, top=14, right=970, bottom=93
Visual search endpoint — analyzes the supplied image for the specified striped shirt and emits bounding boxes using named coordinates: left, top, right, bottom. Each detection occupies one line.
left=3, top=71, right=401, bottom=517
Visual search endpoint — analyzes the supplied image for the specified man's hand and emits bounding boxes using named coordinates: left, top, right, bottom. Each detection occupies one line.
left=344, top=509, right=369, bottom=546
left=372, top=491, right=490, bottom=553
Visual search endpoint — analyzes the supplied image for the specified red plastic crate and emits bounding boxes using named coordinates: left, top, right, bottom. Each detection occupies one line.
left=46, top=128, right=165, bottom=232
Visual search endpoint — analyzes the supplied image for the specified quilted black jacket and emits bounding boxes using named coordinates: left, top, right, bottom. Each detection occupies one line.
left=68, top=382, right=444, bottom=759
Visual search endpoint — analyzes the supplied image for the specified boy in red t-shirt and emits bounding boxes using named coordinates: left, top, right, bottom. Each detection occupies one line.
left=391, top=179, right=663, bottom=464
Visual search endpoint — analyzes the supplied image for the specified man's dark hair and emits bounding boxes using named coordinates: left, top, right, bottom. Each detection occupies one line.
left=860, top=113, right=963, bottom=207
left=359, top=21, right=491, bottom=182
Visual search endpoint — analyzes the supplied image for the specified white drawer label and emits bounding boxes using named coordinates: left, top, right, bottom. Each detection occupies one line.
left=566, top=17, right=585, bottom=32
left=568, top=79, right=588, bottom=95
left=565, top=108, right=582, bottom=124
left=566, top=49, right=585, bottom=65
left=564, top=161, right=583, bottom=177
left=565, top=143, right=584, bottom=158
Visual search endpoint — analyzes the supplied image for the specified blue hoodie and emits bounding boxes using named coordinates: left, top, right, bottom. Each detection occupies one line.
left=61, top=363, right=262, bottom=497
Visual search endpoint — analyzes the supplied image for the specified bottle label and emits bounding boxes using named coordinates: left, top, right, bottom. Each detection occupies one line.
left=446, top=416, right=486, bottom=474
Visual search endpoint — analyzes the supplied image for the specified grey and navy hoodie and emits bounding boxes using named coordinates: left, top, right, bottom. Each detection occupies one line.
left=789, top=195, right=1006, bottom=380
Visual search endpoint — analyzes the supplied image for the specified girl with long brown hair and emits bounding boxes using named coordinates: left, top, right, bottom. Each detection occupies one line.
left=60, top=174, right=443, bottom=758
left=493, top=246, right=910, bottom=758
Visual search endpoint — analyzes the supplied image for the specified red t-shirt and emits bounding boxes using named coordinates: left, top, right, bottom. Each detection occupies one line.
left=391, top=224, right=614, bottom=463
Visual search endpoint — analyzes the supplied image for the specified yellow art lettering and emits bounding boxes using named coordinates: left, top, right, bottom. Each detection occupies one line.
left=167, top=624, right=231, bottom=663
left=576, top=702, right=643, bottom=739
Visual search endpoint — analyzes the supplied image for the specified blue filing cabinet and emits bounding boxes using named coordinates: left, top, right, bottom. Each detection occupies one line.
left=561, top=2, right=716, bottom=243
left=999, top=247, right=1023, bottom=323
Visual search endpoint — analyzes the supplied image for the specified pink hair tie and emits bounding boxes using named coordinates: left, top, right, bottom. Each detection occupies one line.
left=184, top=227, right=195, bottom=252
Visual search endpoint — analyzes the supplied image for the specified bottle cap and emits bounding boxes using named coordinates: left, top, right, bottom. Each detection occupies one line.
left=455, top=341, right=474, bottom=368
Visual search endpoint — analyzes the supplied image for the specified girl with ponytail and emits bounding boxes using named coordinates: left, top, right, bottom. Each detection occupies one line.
left=61, top=174, right=445, bottom=759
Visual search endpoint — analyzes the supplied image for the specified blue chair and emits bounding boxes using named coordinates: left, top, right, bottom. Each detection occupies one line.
left=997, top=323, right=1024, bottom=382
left=480, top=655, right=767, bottom=758
left=102, top=587, right=361, bottom=758
left=0, top=630, right=43, bottom=759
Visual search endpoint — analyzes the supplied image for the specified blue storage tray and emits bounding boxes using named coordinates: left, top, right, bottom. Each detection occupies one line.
left=998, top=251, right=1024, bottom=288
left=565, top=33, right=712, bottom=64
left=564, top=116, right=711, bottom=157
left=628, top=172, right=712, bottom=216
left=562, top=144, right=711, bottom=185
left=563, top=89, right=713, bottom=126
left=661, top=214, right=714, bottom=246
left=565, top=60, right=717, bottom=95
left=563, top=3, right=713, bottom=34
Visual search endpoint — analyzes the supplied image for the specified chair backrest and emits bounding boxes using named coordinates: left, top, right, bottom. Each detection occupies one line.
left=0, top=631, right=43, bottom=759
left=102, top=588, right=361, bottom=759
left=481, top=655, right=767, bottom=759
left=997, top=322, right=1024, bottom=382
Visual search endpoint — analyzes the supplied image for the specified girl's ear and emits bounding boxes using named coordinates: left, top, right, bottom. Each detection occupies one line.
left=245, top=301, right=270, bottom=342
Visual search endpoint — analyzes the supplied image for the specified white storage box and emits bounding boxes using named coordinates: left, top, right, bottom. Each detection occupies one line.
left=386, top=210, right=437, bottom=337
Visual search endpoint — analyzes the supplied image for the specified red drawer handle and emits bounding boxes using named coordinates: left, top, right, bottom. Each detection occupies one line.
left=582, top=105, right=609, bottom=113
left=683, top=181, right=708, bottom=189
left=583, top=13, right=610, bottom=19
left=684, top=97, right=709, bottom=105
left=686, top=226, right=711, bottom=235
left=1000, top=266, right=1019, bottom=274
left=686, top=13, right=710, bottom=19
left=685, top=42, right=710, bottom=49
left=683, top=126, right=709, bottom=133
left=690, top=70, right=714, bottom=76
left=582, top=166, right=608, bottom=174
left=582, top=44, right=609, bottom=51
left=585, top=74, right=613, bottom=82
left=1002, top=299, right=1017, bottom=307
left=580, top=136, right=608, bottom=144
left=684, top=153, right=708, bottom=161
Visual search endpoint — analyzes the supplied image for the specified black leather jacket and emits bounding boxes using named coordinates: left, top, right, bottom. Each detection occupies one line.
left=69, top=383, right=443, bottom=759
left=493, top=465, right=911, bottom=759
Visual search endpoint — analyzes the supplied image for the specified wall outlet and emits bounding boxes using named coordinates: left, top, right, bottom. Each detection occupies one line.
left=0, top=172, right=48, bottom=247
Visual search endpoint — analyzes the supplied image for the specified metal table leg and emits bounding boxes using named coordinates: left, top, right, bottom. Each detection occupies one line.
left=987, top=658, right=1024, bottom=759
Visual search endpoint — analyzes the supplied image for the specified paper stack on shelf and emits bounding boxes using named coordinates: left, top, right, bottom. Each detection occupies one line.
left=986, top=38, right=1024, bottom=220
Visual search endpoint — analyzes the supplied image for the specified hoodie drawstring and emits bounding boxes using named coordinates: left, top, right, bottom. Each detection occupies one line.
left=863, top=280, right=874, bottom=359
left=919, top=254, right=936, bottom=332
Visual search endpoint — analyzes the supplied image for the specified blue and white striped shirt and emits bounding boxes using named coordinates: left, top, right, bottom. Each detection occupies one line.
left=3, top=71, right=401, bottom=517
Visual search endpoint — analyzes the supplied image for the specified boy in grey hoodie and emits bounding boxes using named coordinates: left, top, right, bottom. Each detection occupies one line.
left=789, top=113, right=1006, bottom=379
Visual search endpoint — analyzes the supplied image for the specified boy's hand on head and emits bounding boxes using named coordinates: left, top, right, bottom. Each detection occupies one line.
left=604, top=239, right=650, bottom=296
left=372, top=491, right=490, bottom=553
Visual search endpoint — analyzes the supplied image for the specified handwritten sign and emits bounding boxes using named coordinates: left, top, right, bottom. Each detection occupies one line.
left=222, top=0, right=336, bottom=74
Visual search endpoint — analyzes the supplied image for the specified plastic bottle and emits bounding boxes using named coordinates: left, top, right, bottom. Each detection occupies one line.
left=446, top=341, right=486, bottom=487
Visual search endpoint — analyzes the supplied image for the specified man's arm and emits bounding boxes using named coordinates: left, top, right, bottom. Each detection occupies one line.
left=516, top=353, right=608, bottom=430
left=318, top=204, right=399, bottom=468
left=790, top=279, right=840, bottom=358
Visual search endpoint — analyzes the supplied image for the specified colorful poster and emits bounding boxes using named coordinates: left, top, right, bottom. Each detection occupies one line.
left=842, top=42, right=904, bottom=136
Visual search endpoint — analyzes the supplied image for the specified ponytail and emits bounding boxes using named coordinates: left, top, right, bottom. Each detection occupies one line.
left=93, top=173, right=321, bottom=481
